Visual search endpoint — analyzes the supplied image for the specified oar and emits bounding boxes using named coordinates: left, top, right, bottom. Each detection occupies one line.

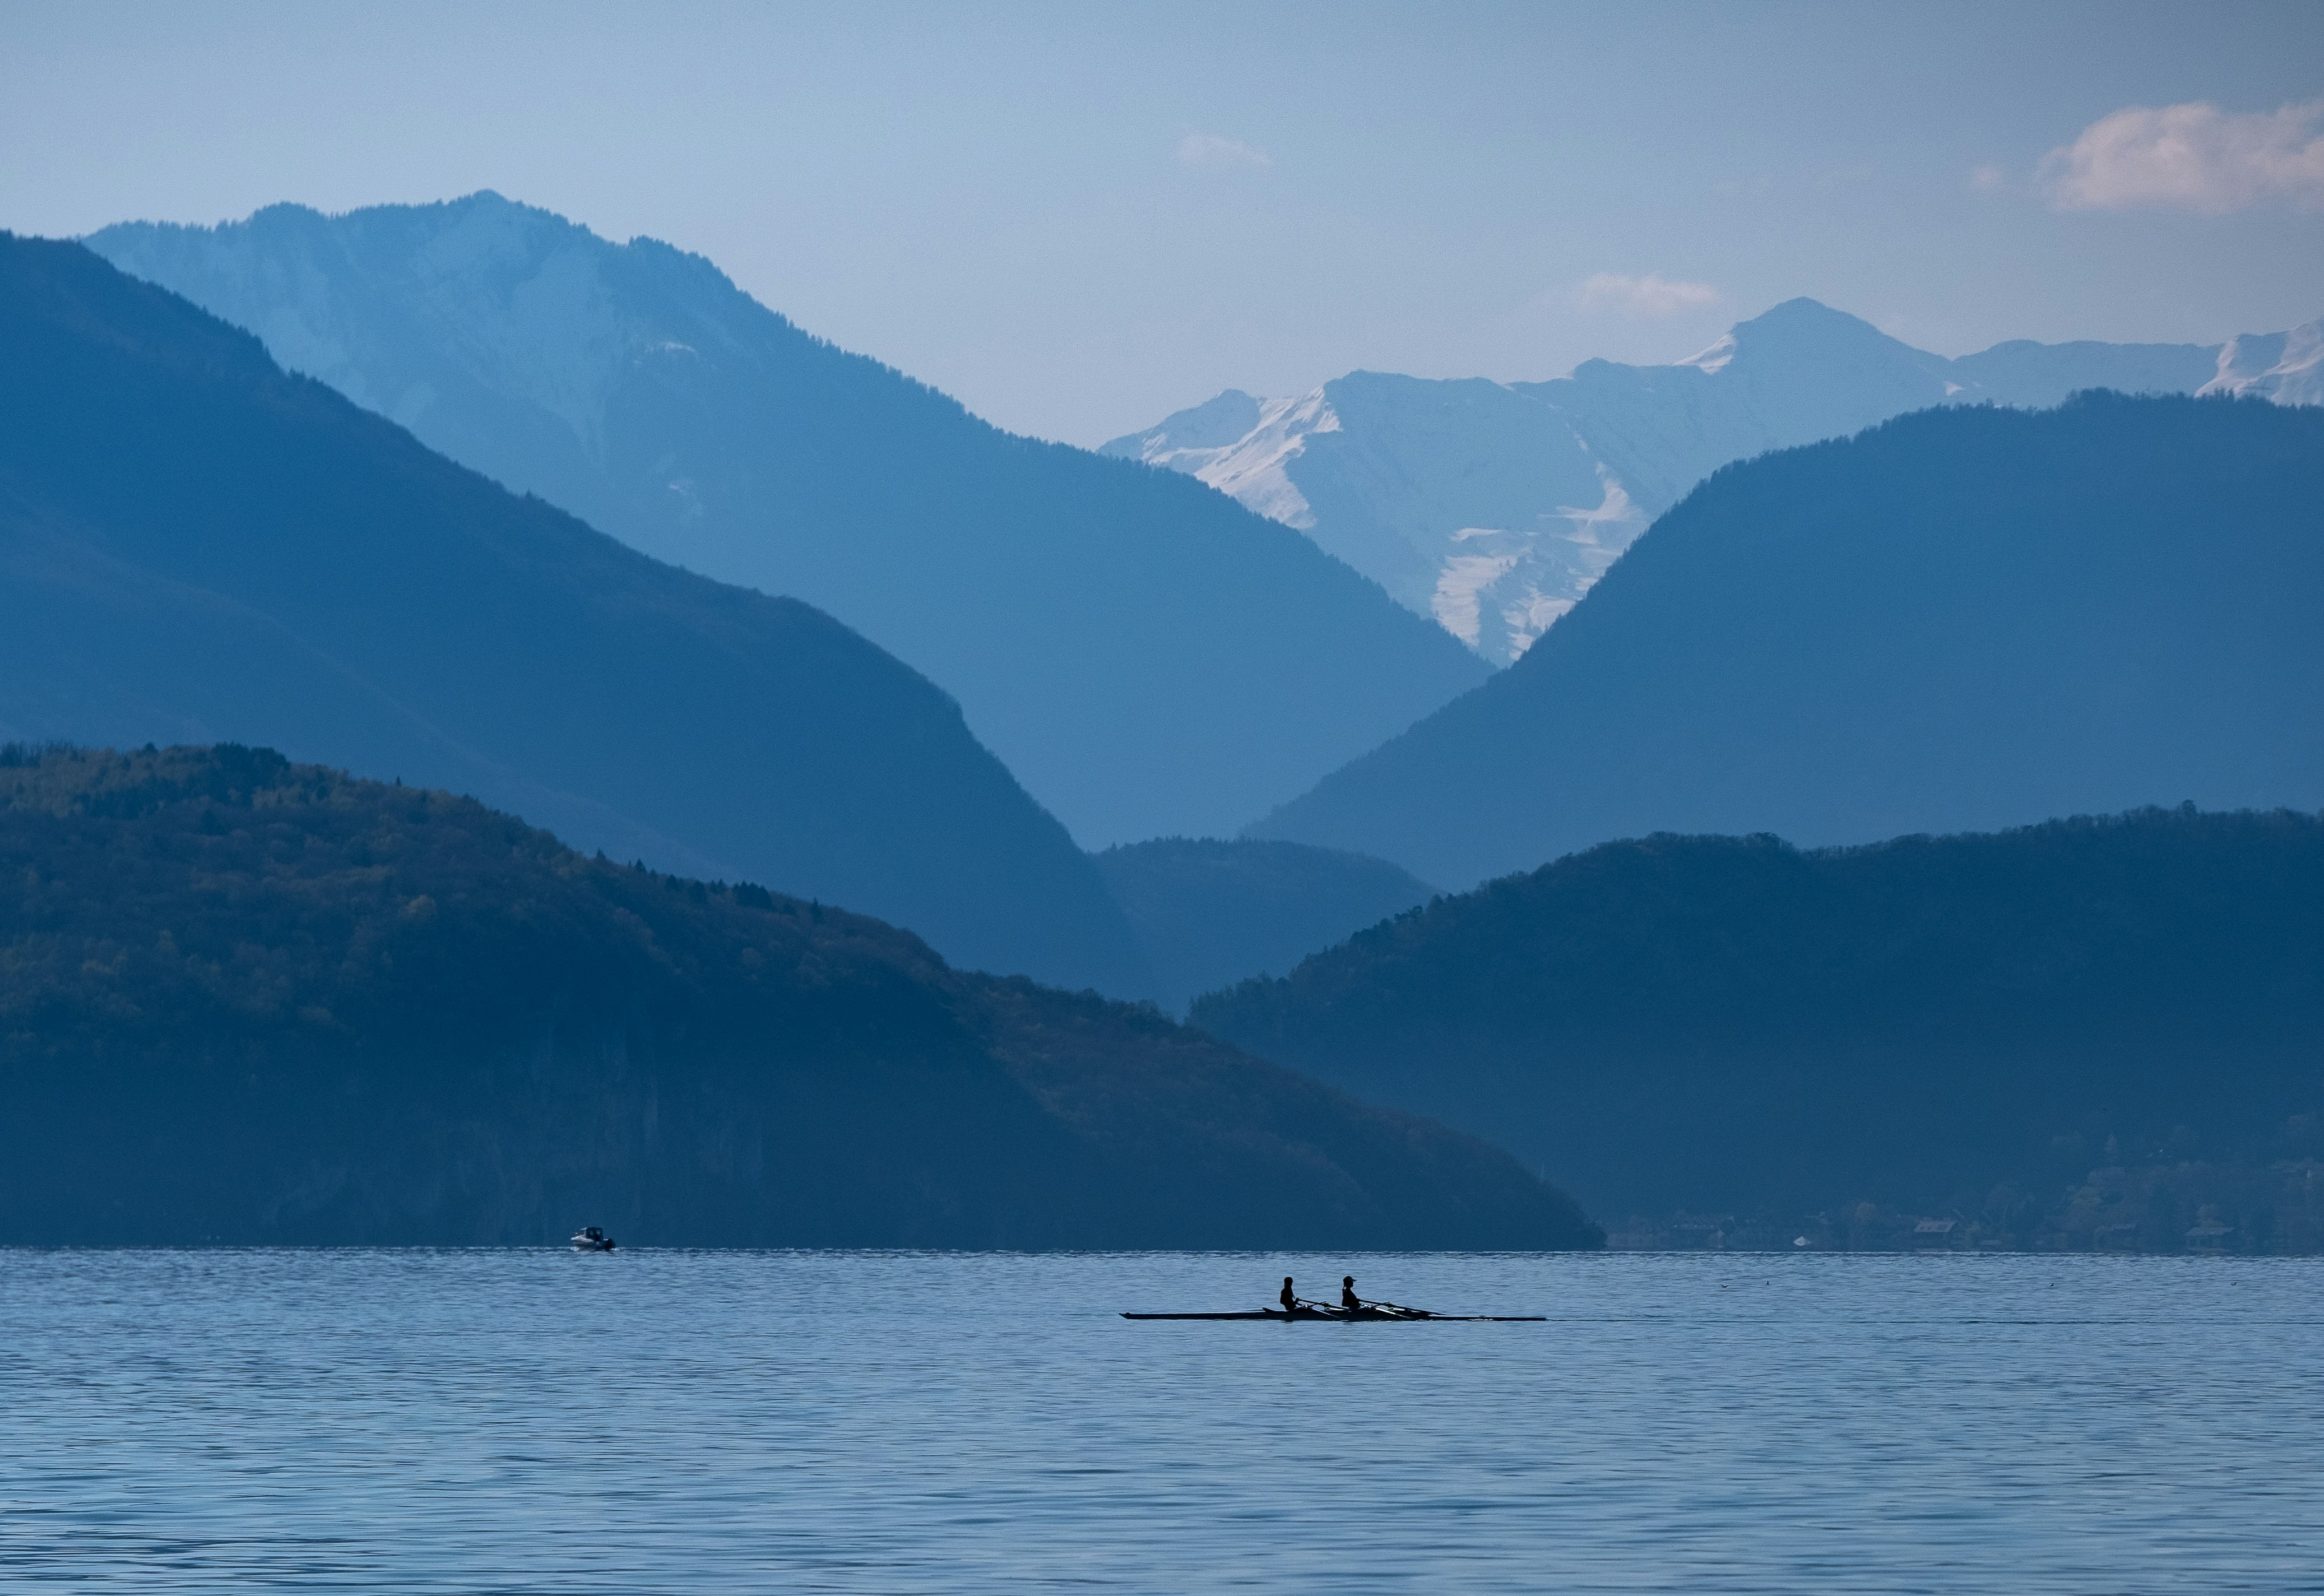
left=1309, top=1297, right=1418, bottom=1318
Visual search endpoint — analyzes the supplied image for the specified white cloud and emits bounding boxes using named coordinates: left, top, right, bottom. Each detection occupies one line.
left=1177, top=132, right=1270, bottom=169
left=1969, top=163, right=2008, bottom=194
left=2043, top=100, right=2324, bottom=214
left=1576, top=272, right=1720, bottom=318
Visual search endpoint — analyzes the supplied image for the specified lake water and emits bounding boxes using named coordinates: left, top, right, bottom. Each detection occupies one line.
left=3, top=1249, right=2320, bottom=1593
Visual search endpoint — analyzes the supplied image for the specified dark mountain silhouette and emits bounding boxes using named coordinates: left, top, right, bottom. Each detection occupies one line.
left=0, top=231, right=1151, bottom=994
left=1092, top=838, right=1437, bottom=1014
left=1249, top=395, right=2324, bottom=888
left=0, top=744, right=1600, bottom=1249
left=87, top=196, right=1491, bottom=846
left=1193, top=809, right=2324, bottom=1233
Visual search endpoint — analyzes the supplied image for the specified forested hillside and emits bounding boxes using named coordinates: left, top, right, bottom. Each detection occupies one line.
left=0, top=744, right=1599, bottom=1249
left=1194, top=809, right=2324, bottom=1248
left=0, top=230, right=1146, bottom=994
left=1251, top=394, right=2324, bottom=888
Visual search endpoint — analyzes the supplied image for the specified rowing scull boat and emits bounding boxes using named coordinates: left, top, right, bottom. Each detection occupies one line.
left=1121, top=1306, right=1543, bottom=1322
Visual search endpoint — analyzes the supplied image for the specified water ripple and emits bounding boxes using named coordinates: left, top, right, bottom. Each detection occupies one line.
left=2, top=1250, right=2320, bottom=1592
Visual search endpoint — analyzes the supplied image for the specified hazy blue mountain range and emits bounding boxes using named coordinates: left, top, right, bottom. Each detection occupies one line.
left=0, top=231, right=1149, bottom=993
left=87, top=196, right=1490, bottom=846
left=0, top=744, right=1599, bottom=1248
left=1091, top=838, right=1437, bottom=1014
left=1249, top=395, right=2324, bottom=890
left=1195, top=808, right=2324, bottom=1240
left=1106, top=299, right=2316, bottom=664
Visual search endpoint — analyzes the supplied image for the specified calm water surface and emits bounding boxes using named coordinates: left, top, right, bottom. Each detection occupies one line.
left=2, top=1249, right=2319, bottom=1593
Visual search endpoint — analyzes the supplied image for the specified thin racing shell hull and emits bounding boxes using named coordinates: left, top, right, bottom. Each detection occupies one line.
left=1120, top=1308, right=1543, bottom=1321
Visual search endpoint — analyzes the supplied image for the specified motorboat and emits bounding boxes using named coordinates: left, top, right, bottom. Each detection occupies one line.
left=570, top=1225, right=616, bottom=1252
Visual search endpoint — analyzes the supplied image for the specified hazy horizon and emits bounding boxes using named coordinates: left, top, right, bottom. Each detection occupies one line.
left=5, top=0, right=2319, bottom=444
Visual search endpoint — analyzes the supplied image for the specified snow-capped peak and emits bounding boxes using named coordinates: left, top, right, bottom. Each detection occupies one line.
left=1100, top=300, right=2300, bottom=668
left=2199, top=318, right=2324, bottom=407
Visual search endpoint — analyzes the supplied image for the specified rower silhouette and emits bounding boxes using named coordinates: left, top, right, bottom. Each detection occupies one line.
left=1342, top=1275, right=1361, bottom=1311
left=1279, top=1275, right=1297, bottom=1314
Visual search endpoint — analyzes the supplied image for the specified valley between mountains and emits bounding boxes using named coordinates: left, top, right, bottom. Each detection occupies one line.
left=4, top=196, right=2321, bottom=1249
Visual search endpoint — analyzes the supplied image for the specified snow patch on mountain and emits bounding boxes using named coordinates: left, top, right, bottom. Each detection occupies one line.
left=1103, top=387, right=1335, bottom=528
left=1430, top=533, right=1520, bottom=650
left=1103, top=389, right=1264, bottom=462
left=1427, top=466, right=1646, bottom=657
left=1677, top=332, right=1737, bottom=374
left=1187, top=391, right=1339, bottom=530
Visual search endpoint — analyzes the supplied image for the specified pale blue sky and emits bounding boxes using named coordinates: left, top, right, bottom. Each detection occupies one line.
left=4, top=1, right=2319, bottom=443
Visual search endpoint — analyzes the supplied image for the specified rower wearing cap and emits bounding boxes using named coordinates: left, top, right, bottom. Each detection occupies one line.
left=1341, top=1275, right=1361, bottom=1311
